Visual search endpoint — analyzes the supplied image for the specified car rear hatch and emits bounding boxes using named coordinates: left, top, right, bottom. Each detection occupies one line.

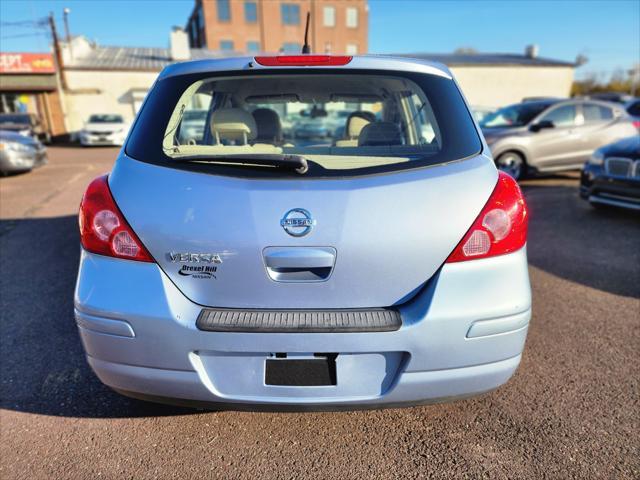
left=110, top=56, right=494, bottom=309
left=109, top=153, right=496, bottom=309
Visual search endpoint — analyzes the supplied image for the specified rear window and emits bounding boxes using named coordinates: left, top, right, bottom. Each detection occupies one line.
left=582, top=103, right=613, bottom=123
left=127, top=69, right=481, bottom=177
left=627, top=100, right=640, bottom=117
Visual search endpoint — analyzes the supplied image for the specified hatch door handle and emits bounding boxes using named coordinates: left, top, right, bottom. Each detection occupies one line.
left=263, top=247, right=336, bottom=282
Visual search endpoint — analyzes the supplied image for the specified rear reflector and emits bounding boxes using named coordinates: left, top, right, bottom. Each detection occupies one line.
left=254, top=55, right=352, bottom=66
left=79, top=175, right=153, bottom=262
left=446, top=171, right=528, bottom=263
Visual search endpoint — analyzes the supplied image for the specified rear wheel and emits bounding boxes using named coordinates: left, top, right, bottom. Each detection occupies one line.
left=496, top=152, right=526, bottom=180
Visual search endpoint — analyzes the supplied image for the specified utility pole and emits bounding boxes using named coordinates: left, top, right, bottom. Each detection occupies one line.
left=63, top=8, right=73, bottom=59
left=49, top=12, right=68, bottom=90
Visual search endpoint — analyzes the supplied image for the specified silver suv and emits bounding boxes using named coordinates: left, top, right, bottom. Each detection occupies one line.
left=481, top=99, right=638, bottom=179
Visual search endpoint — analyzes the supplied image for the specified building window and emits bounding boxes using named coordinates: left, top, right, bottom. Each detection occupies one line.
left=346, top=43, right=358, bottom=55
left=324, top=42, right=332, bottom=53
left=217, top=0, right=231, bottom=22
left=219, top=40, right=234, bottom=51
left=346, top=7, right=358, bottom=28
left=281, top=4, right=300, bottom=25
left=244, top=1, right=257, bottom=23
left=323, top=6, right=335, bottom=27
left=281, top=42, right=301, bottom=53
left=246, top=41, right=260, bottom=53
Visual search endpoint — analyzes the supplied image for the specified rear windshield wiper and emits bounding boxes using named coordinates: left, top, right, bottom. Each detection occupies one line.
left=175, top=153, right=309, bottom=174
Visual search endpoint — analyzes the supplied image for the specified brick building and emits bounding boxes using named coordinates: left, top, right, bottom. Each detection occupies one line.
left=186, top=0, right=368, bottom=55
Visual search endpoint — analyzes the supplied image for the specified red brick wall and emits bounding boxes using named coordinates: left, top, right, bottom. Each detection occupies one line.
left=196, top=0, right=368, bottom=55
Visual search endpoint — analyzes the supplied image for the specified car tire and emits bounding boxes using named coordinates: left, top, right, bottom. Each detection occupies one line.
left=496, top=152, right=527, bottom=181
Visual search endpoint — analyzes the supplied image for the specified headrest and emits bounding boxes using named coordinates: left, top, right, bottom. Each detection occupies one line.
left=210, top=108, right=257, bottom=144
left=252, top=108, right=283, bottom=143
left=346, top=111, right=376, bottom=139
left=358, top=121, right=402, bottom=147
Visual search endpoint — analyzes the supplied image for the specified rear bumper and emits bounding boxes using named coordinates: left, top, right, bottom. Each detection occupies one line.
left=75, top=248, right=532, bottom=409
left=80, top=133, right=125, bottom=146
left=87, top=354, right=522, bottom=410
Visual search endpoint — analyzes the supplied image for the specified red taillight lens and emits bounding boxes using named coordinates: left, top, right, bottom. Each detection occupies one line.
left=79, top=175, right=153, bottom=262
left=632, top=120, right=640, bottom=131
left=446, top=172, right=528, bottom=263
left=254, top=55, right=352, bottom=66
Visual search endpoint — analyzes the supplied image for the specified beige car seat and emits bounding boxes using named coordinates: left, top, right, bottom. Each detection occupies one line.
left=210, top=108, right=257, bottom=145
left=335, top=111, right=377, bottom=147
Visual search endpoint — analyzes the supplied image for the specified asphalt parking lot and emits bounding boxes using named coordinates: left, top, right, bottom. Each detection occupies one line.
left=1, top=146, right=638, bottom=479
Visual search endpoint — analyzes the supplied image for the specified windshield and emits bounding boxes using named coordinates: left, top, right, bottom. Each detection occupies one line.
left=480, top=102, right=554, bottom=128
left=88, top=114, right=124, bottom=123
left=0, top=114, right=31, bottom=125
left=127, top=70, right=481, bottom=177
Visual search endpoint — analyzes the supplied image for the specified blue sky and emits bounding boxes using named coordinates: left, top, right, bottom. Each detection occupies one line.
left=1, top=0, right=638, bottom=79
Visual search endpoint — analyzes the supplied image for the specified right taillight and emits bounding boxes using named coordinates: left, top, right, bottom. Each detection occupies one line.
left=446, top=171, right=528, bottom=263
left=78, top=175, right=154, bottom=262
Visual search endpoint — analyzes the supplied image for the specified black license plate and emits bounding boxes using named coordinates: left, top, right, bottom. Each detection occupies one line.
left=265, top=355, right=337, bottom=386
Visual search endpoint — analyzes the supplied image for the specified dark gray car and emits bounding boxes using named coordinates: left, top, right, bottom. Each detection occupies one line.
left=0, top=113, right=51, bottom=144
left=481, top=99, right=638, bottom=179
left=0, top=130, right=47, bottom=175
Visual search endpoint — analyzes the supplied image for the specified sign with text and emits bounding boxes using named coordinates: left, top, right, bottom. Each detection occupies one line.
left=0, top=53, right=56, bottom=74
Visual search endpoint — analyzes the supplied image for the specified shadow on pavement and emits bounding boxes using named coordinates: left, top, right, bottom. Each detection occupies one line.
left=0, top=215, right=193, bottom=418
left=521, top=180, right=640, bottom=298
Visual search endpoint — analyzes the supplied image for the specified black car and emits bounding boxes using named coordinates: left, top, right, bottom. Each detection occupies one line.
left=580, top=136, right=640, bottom=210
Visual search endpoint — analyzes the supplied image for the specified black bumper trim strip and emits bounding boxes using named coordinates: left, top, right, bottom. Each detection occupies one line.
left=196, top=308, right=402, bottom=333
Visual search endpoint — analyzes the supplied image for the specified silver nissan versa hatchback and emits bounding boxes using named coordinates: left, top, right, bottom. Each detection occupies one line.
left=75, top=54, right=531, bottom=410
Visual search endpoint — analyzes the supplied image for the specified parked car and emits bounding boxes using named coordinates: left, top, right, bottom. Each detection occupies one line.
left=79, top=114, right=128, bottom=146
left=587, top=92, right=634, bottom=104
left=177, top=109, right=207, bottom=144
left=580, top=136, right=640, bottom=210
left=0, top=113, right=50, bottom=144
left=625, top=98, right=640, bottom=122
left=471, top=106, right=495, bottom=124
left=75, top=54, right=531, bottom=410
left=521, top=96, right=564, bottom=103
left=481, top=99, right=638, bottom=180
left=0, top=130, right=47, bottom=175
left=293, top=119, right=331, bottom=139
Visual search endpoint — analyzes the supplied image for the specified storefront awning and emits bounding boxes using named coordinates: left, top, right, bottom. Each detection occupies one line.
left=0, top=74, right=58, bottom=91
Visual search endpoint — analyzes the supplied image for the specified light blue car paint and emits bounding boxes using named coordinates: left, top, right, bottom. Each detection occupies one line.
left=75, top=55, right=531, bottom=409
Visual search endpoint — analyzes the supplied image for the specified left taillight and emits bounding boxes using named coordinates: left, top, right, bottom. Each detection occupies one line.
left=78, top=175, right=153, bottom=262
left=446, top=171, right=528, bottom=263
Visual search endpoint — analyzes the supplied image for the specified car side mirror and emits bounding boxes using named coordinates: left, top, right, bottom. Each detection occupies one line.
left=530, top=120, right=555, bottom=132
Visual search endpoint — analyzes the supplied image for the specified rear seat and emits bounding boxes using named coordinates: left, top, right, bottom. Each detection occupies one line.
left=210, top=108, right=257, bottom=145
left=335, top=111, right=376, bottom=147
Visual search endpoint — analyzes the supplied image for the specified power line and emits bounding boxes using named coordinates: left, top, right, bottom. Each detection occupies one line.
left=1, top=19, right=48, bottom=28
left=1, top=32, right=50, bottom=39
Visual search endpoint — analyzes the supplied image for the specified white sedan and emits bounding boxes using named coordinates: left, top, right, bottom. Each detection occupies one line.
left=79, top=114, right=129, bottom=146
